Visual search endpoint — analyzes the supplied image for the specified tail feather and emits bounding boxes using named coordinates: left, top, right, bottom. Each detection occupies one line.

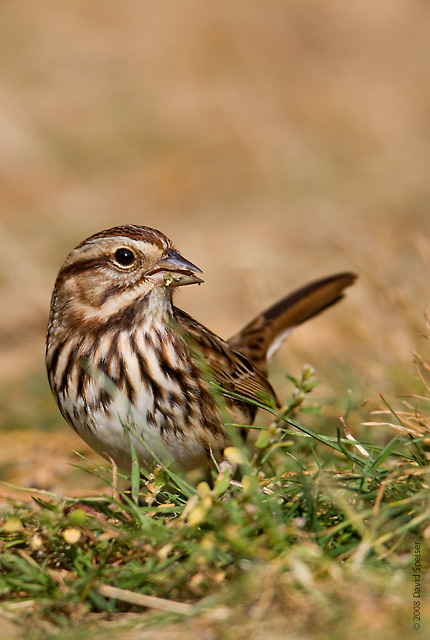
left=228, top=272, right=356, bottom=374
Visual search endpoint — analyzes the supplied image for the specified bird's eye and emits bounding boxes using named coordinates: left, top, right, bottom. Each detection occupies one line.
left=113, top=247, right=136, bottom=267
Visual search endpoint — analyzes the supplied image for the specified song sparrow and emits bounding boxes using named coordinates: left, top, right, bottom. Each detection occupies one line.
left=46, top=225, right=356, bottom=472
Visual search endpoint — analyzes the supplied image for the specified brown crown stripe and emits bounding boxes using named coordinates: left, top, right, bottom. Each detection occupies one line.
left=77, top=225, right=173, bottom=250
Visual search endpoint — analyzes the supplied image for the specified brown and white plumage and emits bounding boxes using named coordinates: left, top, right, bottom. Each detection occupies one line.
left=228, top=273, right=356, bottom=375
left=46, top=225, right=356, bottom=472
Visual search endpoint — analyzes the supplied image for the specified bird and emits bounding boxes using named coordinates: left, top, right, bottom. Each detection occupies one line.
left=46, top=225, right=356, bottom=473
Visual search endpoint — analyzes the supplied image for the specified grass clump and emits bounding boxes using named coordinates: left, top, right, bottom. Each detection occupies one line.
left=0, top=366, right=429, bottom=639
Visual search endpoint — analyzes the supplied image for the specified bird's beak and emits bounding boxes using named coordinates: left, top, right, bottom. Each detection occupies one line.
left=146, top=249, right=204, bottom=287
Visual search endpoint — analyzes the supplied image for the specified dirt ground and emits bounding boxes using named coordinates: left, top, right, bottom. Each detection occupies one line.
left=0, top=0, right=429, bottom=493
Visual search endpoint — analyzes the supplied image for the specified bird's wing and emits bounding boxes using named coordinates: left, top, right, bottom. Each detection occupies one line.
left=174, top=308, right=279, bottom=410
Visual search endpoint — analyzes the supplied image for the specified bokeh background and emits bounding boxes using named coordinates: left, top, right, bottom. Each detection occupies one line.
left=1, top=0, right=429, bottom=492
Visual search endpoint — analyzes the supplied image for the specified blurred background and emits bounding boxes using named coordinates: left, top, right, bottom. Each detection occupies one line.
left=0, top=0, right=429, bottom=492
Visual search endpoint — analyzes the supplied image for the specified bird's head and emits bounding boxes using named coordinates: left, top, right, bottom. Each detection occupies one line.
left=50, top=225, right=203, bottom=328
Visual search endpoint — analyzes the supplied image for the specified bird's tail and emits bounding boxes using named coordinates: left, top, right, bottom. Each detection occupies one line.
left=228, top=272, right=356, bottom=374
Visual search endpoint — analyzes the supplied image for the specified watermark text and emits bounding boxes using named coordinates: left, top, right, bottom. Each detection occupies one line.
left=413, top=541, right=421, bottom=630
